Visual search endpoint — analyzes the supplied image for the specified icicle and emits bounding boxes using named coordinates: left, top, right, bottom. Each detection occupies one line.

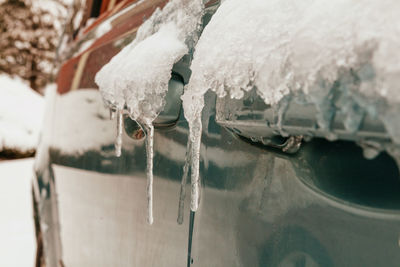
left=274, top=96, right=290, bottom=137
left=115, top=109, right=123, bottom=157
left=189, top=115, right=202, bottom=212
left=181, top=91, right=205, bottom=213
left=143, top=122, right=154, bottom=225
left=177, top=141, right=192, bottom=224
left=109, top=107, right=116, bottom=120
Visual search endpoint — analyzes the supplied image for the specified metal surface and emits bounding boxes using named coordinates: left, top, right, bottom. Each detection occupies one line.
left=34, top=87, right=400, bottom=266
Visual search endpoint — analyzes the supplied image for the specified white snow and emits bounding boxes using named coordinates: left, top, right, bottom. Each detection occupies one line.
left=95, top=0, right=203, bottom=124
left=183, top=0, right=400, bottom=123
left=183, top=0, right=400, bottom=129
left=183, top=0, right=400, bottom=122
left=0, top=75, right=44, bottom=153
left=0, top=159, right=36, bottom=267
left=96, top=23, right=188, bottom=124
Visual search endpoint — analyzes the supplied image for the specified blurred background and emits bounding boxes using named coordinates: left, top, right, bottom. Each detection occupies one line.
left=0, top=0, right=87, bottom=265
left=0, top=0, right=88, bottom=157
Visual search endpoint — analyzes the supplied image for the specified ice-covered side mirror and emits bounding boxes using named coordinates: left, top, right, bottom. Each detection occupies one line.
left=124, top=73, right=184, bottom=140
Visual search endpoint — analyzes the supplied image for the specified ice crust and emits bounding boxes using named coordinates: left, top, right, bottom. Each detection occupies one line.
left=95, top=0, right=204, bottom=224
left=182, top=0, right=400, bottom=181
left=183, top=0, right=400, bottom=123
left=96, top=23, right=188, bottom=124
left=180, top=0, right=400, bottom=211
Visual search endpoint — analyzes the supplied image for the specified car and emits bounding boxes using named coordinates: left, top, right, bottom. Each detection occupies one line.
left=33, top=0, right=400, bottom=266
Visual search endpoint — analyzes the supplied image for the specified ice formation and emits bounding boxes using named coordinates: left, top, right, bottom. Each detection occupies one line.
left=184, top=0, right=400, bottom=122
left=144, top=124, right=154, bottom=225
left=115, top=109, right=123, bottom=157
left=182, top=0, right=400, bottom=196
left=177, top=141, right=191, bottom=224
left=95, top=0, right=203, bottom=224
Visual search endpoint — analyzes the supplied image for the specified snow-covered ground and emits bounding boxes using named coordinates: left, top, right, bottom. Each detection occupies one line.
left=0, top=75, right=40, bottom=265
left=0, top=75, right=44, bottom=154
left=0, top=159, right=36, bottom=267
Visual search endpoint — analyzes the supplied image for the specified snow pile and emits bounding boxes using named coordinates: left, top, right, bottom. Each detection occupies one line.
left=95, top=0, right=204, bottom=224
left=0, top=75, right=44, bottom=153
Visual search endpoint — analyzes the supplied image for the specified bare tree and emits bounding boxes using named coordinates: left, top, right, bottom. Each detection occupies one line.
left=0, top=0, right=85, bottom=92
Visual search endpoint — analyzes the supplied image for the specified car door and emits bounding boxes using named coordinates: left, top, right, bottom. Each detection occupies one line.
left=34, top=0, right=400, bottom=266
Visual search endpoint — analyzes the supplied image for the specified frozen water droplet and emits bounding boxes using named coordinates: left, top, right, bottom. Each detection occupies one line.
left=359, top=141, right=383, bottom=160
left=142, top=122, right=154, bottom=225
left=115, top=109, right=123, bottom=157
left=362, top=147, right=380, bottom=159
left=190, top=116, right=202, bottom=212
left=177, top=141, right=191, bottom=224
